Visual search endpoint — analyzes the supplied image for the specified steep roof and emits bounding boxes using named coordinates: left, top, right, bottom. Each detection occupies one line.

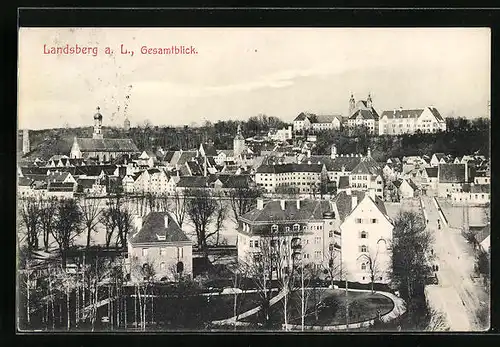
left=46, top=171, right=72, bottom=183
left=186, top=161, right=203, bottom=176
left=428, top=107, right=445, bottom=122
left=47, top=182, right=74, bottom=192
left=294, top=112, right=312, bottom=121
left=380, top=109, right=424, bottom=119
left=75, top=138, right=139, bottom=152
left=349, top=108, right=379, bottom=120
left=77, top=178, right=97, bottom=189
left=438, top=164, right=466, bottom=183
left=130, top=212, right=190, bottom=245
left=333, top=190, right=388, bottom=223
left=201, top=143, right=218, bottom=157
left=240, top=199, right=333, bottom=224
left=350, top=157, right=382, bottom=176
left=406, top=179, right=419, bottom=191
left=18, top=177, right=34, bottom=187
left=314, top=114, right=343, bottom=123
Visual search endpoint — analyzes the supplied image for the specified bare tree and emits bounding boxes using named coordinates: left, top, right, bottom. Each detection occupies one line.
left=322, top=243, right=342, bottom=289
left=115, top=207, right=133, bottom=249
left=39, top=197, right=58, bottom=252
left=186, top=189, right=226, bottom=252
left=85, top=255, right=112, bottom=331
left=358, top=246, right=382, bottom=294
left=19, top=197, right=41, bottom=251
left=157, top=193, right=169, bottom=212
left=51, top=199, right=83, bottom=268
left=170, top=189, right=187, bottom=228
left=79, top=195, right=102, bottom=249
left=101, top=207, right=118, bottom=249
left=130, top=257, right=156, bottom=330
left=228, top=186, right=261, bottom=223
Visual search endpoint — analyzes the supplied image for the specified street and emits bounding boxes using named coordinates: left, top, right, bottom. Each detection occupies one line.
left=421, top=196, right=488, bottom=331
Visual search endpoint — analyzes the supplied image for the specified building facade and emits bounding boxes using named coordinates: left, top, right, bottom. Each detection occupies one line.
left=378, top=107, right=446, bottom=136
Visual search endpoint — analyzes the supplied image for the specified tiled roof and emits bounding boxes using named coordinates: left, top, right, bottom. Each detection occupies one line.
left=425, top=167, right=438, bottom=178
left=392, top=179, right=403, bottom=189
left=201, top=143, right=218, bottom=157
left=77, top=178, right=97, bottom=189
left=46, top=172, right=72, bottom=183
left=350, top=157, right=382, bottom=176
left=349, top=108, right=379, bottom=120
left=438, top=164, right=466, bottom=183
left=406, top=179, right=419, bottom=191
left=433, top=153, right=446, bottom=161
left=240, top=199, right=333, bottom=224
left=130, top=212, right=190, bottom=244
left=256, top=163, right=324, bottom=174
left=294, top=112, right=313, bottom=121
left=74, top=165, right=116, bottom=176
left=75, top=138, right=139, bottom=152
left=186, top=161, right=203, bottom=176
left=470, top=184, right=490, bottom=194
left=380, top=109, right=424, bottom=119
left=218, top=150, right=234, bottom=157
left=333, top=190, right=388, bottom=223
left=314, top=114, right=343, bottom=123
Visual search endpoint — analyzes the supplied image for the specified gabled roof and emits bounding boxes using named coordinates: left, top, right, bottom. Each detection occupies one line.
left=438, top=163, right=466, bottom=183
left=333, top=190, right=389, bottom=223
left=240, top=199, right=333, bottom=225
left=350, top=157, right=382, bottom=176
left=75, top=138, right=139, bottom=152
left=433, top=153, right=446, bottom=161
left=77, top=178, right=97, bottom=189
left=406, top=179, right=419, bottom=191
left=218, top=150, right=234, bottom=157
left=46, top=171, right=72, bottom=183
left=294, top=112, right=314, bottom=121
left=300, top=155, right=362, bottom=172
left=349, top=108, right=379, bottom=120
left=469, top=184, right=490, bottom=194
left=47, top=182, right=75, bottom=192
left=428, top=107, right=445, bottom=122
left=130, top=212, right=190, bottom=244
left=392, top=179, right=403, bottom=189
left=314, top=114, right=343, bottom=123
left=201, top=143, right=218, bottom=157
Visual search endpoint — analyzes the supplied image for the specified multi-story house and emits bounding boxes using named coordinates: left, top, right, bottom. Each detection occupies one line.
left=237, top=198, right=342, bottom=279
left=268, top=126, right=293, bottom=141
left=347, top=148, right=385, bottom=199
left=430, top=153, right=448, bottom=166
left=238, top=190, right=394, bottom=285
left=437, top=163, right=474, bottom=198
left=127, top=212, right=192, bottom=281
left=132, top=168, right=170, bottom=194
left=378, top=106, right=446, bottom=135
left=255, top=162, right=328, bottom=195
left=336, top=189, right=393, bottom=284
left=422, top=167, right=439, bottom=192
left=451, top=184, right=490, bottom=205
left=346, top=93, right=379, bottom=134
left=310, top=115, right=344, bottom=132
left=293, top=112, right=313, bottom=133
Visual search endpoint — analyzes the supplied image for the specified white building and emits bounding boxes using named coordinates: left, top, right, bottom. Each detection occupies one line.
left=378, top=106, right=446, bottom=136
left=132, top=168, right=170, bottom=194
left=337, top=190, right=394, bottom=284
left=268, top=126, right=293, bottom=141
left=346, top=93, right=379, bottom=134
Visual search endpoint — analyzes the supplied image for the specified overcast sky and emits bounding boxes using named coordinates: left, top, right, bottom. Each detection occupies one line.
left=18, top=28, right=490, bottom=130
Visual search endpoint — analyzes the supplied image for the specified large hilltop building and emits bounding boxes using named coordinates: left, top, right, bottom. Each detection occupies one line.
left=346, top=93, right=380, bottom=134
left=378, top=106, right=446, bottom=135
left=70, top=107, right=139, bottom=162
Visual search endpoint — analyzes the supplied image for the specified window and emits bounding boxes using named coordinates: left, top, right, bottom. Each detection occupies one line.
left=315, top=251, right=322, bottom=259
left=271, top=225, right=278, bottom=233
left=249, top=240, right=254, bottom=248
left=371, top=219, right=377, bottom=224
left=160, top=262, right=166, bottom=271
left=315, top=237, right=321, bottom=244
left=303, top=253, right=310, bottom=259
left=360, top=245, right=368, bottom=253
left=293, top=224, right=300, bottom=232
left=160, top=248, right=166, bottom=256
left=329, top=231, right=333, bottom=238
left=355, top=218, right=362, bottom=224
left=142, top=248, right=148, bottom=257
left=177, top=247, right=184, bottom=259
left=360, top=231, right=367, bottom=239
left=254, top=240, right=259, bottom=248
left=361, top=263, right=366, bottom=270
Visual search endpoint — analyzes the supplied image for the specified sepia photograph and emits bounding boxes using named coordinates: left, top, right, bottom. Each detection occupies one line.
left=17, top=27, right=491, bottom=332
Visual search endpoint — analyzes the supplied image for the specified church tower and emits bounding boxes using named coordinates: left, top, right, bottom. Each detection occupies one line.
left=22, top=129, right=30, bottom=154
left=93, top=106, right=104, bottom=139
left=233, top=123, right=245, bottom=157
left=366, top=92, right=373, bottom=109
left=349, top=93, right=356, bottom=116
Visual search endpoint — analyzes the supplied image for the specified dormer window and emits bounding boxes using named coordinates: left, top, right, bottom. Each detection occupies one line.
left=156, top=234, right=166, bottom=241
left=271, top=225, right=278, bottom=233
left=293, top=224, right=300, bottom=232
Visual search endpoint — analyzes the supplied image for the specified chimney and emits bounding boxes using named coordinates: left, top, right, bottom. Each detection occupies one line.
left=257, top=198, right=264, bottom=210
left=280, top=199, right=286, bottom=210
left=346, top=188, right=351, bottom=195
left=400, top=106, right=403, bottom=112
left=164, top=214, right=169, bottom=228
left=351, top=195, right=358, bottom=210
left=307, top=150, right=311, bottom=158
left=307, top=160, right=311, bottom=165
left=367, top=147, right=372, bottom=158
left=296, top=199, right=301, bottom=209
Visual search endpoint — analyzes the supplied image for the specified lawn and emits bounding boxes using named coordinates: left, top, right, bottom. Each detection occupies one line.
left=242, top=288, right=394, bottom=327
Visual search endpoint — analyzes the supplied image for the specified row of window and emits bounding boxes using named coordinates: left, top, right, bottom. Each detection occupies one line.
left=141, top=247, right=184, bottom=258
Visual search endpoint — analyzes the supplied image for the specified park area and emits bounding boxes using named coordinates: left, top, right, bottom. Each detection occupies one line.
left=241, top=288, right=394, bottom=328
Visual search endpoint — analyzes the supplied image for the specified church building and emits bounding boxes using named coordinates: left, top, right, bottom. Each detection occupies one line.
left=69, top=107, right=139, bottom=162
left=347, top=93, right=380, bottom=134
